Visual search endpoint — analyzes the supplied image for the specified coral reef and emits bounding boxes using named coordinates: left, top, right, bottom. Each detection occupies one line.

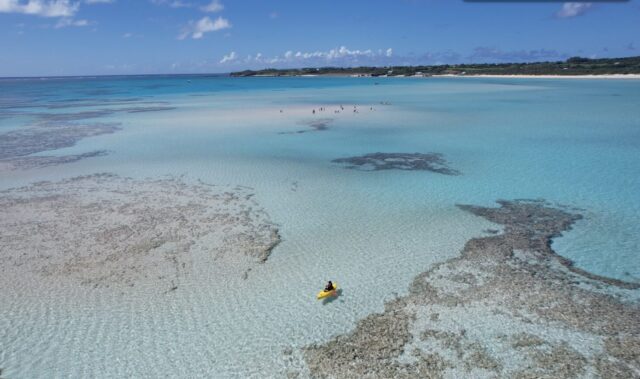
left=0, top=98, right=176, bottom=171
left=332, top=152, right=461, bottom=175
left=302, top=200, right=639, bottom=378
left=0, top=122, right=119, bottom=160
left=0, top=150, right=108, bottom=171
left=0, top=174, right=281, bottom=293
left=0, top=122, right=119, bottom=171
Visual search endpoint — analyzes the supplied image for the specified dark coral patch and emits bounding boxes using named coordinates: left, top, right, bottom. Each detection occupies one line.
left=333, top=152, right=461, bottom=175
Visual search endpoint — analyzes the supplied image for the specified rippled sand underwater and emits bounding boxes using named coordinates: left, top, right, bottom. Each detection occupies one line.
left=0, top=76, right=639, bottom=377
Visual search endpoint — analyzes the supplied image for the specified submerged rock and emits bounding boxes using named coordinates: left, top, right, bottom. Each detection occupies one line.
left=34, top=106, right=175, bottom=121
left=279, top=118, right=334, bottom=134
left=121, top=106, right=177, bottom=113
left=0, top=122, right=119, bottom=160
left=0, top=150, right=108, bottom=171
left=332, top=152, right=461, bottom=175
left=302, top=200, right=639, bottom=378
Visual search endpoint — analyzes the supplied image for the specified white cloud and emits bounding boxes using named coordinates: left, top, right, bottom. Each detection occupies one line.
left=0, top=0, right=79, bottom=17
left=469, top=46, right=564, bottom=62
left=179, top=16, right=231, bottom=40
left=242, top=52, right=262, bottom=63
left=150, top=0, right=191, bottom=8
left=201, top=0, right=222, bottom=12
left=211, top=16, right=230, bottom=30
left=103, top=63, right=136, bottom=72
left=222, top=46, right=394, bottom=67
left=169, top=0, right=190, bottom=7
left=219, top=51, right=237, bottom=63
left=54, top=17, right=88, bottom=27
left=556, top=2, right=592, bottom=18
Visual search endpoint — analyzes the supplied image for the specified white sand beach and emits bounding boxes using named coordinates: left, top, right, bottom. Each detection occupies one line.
left=434, top=74, right=640, bottom=79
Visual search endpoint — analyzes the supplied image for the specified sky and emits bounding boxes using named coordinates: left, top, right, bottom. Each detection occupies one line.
left=0, top=0, right=639, bottom=76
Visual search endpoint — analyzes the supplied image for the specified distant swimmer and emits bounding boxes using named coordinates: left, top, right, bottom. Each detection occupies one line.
left=312, top=109, right=315, bottom=114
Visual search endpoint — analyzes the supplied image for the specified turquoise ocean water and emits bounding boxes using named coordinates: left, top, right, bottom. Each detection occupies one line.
left=1, top=76, right=639, bottom=377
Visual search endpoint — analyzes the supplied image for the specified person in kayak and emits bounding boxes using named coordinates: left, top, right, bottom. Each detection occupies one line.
left=324, top=281, right=335, bottom=292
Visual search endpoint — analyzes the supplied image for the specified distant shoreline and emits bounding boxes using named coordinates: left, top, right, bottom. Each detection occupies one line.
left=230, top=55, right=640, bottom=78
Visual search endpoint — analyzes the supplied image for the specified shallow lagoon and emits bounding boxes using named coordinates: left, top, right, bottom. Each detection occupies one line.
left=0, top=76, right=639, bottom=377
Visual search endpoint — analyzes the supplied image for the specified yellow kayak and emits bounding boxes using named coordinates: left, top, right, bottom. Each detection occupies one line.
left=316, top=283, right=339, bottom=300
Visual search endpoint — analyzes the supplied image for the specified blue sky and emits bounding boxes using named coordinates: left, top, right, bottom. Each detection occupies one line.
left=1, top=0, right=639, bottom=76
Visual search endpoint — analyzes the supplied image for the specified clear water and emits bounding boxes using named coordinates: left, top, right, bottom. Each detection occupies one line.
left=1, top=76, right=639, bottom=377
